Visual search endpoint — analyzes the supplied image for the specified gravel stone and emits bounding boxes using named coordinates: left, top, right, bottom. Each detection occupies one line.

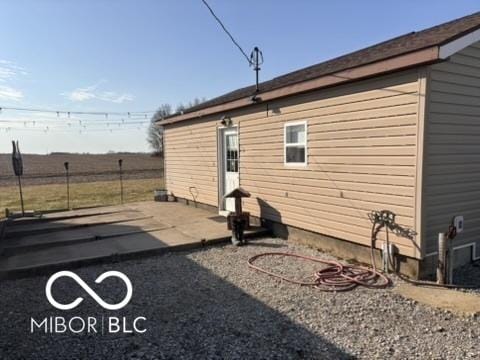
left=0, top=237, right=479, bottom=359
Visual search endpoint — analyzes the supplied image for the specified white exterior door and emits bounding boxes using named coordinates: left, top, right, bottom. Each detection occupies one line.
left=222, top=128, right=239, bottom=212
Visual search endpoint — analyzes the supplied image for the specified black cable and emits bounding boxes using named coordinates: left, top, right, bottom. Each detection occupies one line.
left=200, top=0, right=252, bottom=65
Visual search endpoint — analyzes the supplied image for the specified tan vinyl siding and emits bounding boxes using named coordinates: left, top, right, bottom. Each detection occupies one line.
left=424, top=40, right=480, bottom=258
left=163, top=69, right=422, bottom=258
left=163, top=105, right=268, bottom=207
left=164, top=118, right=219, bottom=206
left=238, top=70, right=422, bottom=258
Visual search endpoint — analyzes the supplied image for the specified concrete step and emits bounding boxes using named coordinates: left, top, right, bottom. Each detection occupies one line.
left=6, top=210, right=126, bottom=227
left=3, top=217, right=166, bottom=248
left=0, top=226, right=269, bottom=279
left=2, top=223, right=171, bottom=256
left=4, top=213, right=152, bottom=239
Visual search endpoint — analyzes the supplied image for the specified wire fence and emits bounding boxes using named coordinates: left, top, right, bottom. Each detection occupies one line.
left=0, top=168, right=163, bottom=186
left=0, top=167, right=164, bottom=215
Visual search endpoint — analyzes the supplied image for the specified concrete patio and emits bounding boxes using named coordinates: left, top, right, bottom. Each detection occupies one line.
left=0, top=201, right=268, bottom=278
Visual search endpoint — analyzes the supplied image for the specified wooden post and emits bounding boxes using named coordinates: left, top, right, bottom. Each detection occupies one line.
left=234, top=196, right=242, bottom=215
left=447, top=241, right=455, bottom=284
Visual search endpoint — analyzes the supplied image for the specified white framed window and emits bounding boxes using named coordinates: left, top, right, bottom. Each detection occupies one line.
left=284, top=121, right=307, bottom=166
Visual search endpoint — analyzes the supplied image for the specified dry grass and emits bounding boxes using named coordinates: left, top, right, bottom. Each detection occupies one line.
left=0, top=178, right=164, bottom=215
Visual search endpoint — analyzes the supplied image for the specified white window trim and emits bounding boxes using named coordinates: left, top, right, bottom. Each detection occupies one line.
left=284, top=120, right=307, bottom=166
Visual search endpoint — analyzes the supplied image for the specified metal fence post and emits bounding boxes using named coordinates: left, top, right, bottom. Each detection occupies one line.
left=17, top=175, right=25, bottom=216
left=118, top=159, right=124, bottom=204
left=64, top=162, right=70, bottom=210
left=11, top=140, right=25, bottom=216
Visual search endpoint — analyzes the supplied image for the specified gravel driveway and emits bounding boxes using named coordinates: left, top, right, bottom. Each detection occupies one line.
left=0, top=237, right=479, bottom=359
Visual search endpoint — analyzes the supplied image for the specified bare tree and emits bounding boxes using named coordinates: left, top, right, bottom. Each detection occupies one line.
left=175, top=97, right=206, bottom=113
left=148, top=99, right=206, bottom=155
left=147, top=104, right=172, bottom=156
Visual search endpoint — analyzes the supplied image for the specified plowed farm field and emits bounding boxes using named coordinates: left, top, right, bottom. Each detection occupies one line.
left=0, top=153, right=163, bottom=186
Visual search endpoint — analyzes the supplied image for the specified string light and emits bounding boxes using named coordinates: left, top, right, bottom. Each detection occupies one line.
left=0, top=105, right=156, bottom=134
left=0, top=118, right=150, bottom=126
left=0, top=106, right=155, bottom=116
left=0, top=125, right=149, bottom=133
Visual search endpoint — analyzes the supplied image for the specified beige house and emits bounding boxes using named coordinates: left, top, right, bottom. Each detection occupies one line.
left=159, top=12, right=480, bottom=278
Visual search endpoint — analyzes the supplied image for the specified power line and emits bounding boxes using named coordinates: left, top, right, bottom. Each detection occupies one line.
left=201, top=0, right=252, bottom=65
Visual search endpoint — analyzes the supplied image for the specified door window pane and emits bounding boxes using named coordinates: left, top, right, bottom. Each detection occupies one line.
left=225, top=134, right=238, bottom=172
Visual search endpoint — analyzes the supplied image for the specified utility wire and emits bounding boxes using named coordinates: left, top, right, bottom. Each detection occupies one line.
left=201, top=0, right=252, bottom=65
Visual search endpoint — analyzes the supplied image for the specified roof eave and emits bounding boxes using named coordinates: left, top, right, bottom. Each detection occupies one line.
left=439, top=26, right=480, bottom=59
left=159, top=46, right=440, bottom=126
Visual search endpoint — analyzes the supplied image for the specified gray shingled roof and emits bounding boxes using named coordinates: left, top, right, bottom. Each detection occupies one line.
left=168, top=11, right=480, bottom=118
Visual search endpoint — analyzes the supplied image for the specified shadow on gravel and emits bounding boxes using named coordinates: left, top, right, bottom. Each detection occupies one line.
left=0, top=222, right=352, bottom=360
left=245, top=241, right=288, bottom=249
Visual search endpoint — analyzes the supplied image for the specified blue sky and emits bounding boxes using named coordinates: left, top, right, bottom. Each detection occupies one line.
left=0, top=0, right=478, bottom=153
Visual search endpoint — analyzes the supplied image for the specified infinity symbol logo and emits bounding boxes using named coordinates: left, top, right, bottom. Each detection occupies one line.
left=46, top=271, right=133, bottom=311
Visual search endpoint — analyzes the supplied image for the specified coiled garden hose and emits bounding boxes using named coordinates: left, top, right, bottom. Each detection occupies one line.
left=248, top=210, right=478, bottom=291
left=248, top=252, right=390, bottom=292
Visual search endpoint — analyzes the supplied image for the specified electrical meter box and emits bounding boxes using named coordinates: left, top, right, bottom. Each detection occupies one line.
left=454, top=215, right=464, bottom=233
